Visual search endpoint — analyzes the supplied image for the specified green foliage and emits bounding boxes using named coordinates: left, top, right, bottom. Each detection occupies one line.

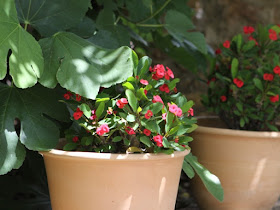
left=203, top=25, right=280, bottom=131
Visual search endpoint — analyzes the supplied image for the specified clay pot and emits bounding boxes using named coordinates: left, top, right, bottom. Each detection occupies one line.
left=40, top=149, right=189, bottom=210
left=190, top=116, right=280, bottom=210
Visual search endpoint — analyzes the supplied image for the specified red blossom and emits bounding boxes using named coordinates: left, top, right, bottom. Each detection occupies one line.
left=73, top=108, right=83, bottom=120
left=173, top=87, right=178, bottom=93
left=243, top=26, right=255, bottom=34
left=154, top=64, right=166, bottom=79
left=220, top=95, right=227, bottom=102
left=145, top=110, right=153, bottom=119
left=215, top=48, right=222, bottom=55
left=165, top=67, right=174, bottom=80
left=233, top=78, right=244, bottom=88
left=96, top=124, right=110, bottom=136
left=143, top=129, right=151, bottom=136
left=188, top=108, right=194, bottom=117
left=153, top=135, right=163, bottom=147
left=125, top=127, right=135, bottom=135
left=269, top=29, right=277, bottom=41
left=270, top=95, right=279, bottom=103
left=76, top=94, right=82, bottom=101
left=263, top=73, right=274, bottom=81
left=72, top=136, right=79, bottom=143
left=63, top=91, right=72, bottom=100
left=116, top=98, right=128, bottom=109
left=223, top=40, right=231, bottom=48
left=249, top=36, right=258, bottom=45
left=159, top=84, right=170, bottom=93
left=273, top=66, right=280, bottom=75
left=144, top=89, right=148, bottom=95
left=140, top=79, right=149, bottom=85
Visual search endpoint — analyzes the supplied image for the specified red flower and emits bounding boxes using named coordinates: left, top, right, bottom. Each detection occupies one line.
left=145, top=110, right=153, bottom=119
left=223, top=40, right=231, bottom=48
left=125, top=127, right=135, bottom=135
left=153, top=135, right=163, bottom=147
left=188, top=108, right=194, bottom=117
left=63, top=91, right=72, bottom=100
left=152, top=64, right=166, bottom=80
left=165, top=67, right=174, bottom=80
left=96, top=124, right=110, bottom=136
left=263, top=73, right=274, bottom=81
left=116, top=98, right=128, bottom=109
left=73, top=108, right=83, bottom=120
left=270, top=95, right=279, bottom=103
left=274, top=66, right=280, bottom=75
left=143, top=129, right=151, bottom=136
left=173, top=87, right=178, bottom=93
left=144, top=89, right=148, bottom=95
left=76, top=94, right=82, bottom=101
left=220, top=95, right=227, bottom=102
left=215, top=48, right=222, bottom=55
left=159, top=84, right=170, bottom=93
left=207, top=77, right=216, bottom=85
left=72, top=136, right=79, bottom=143
left=269, top=29, right=277, bottom=41
left=233, top=78, right=244, bottom=88
left=249, top=36, right=258, bottom=45
left=243, top=26, right=255, bottom=34
left=140, top=79, right=149, bottom=85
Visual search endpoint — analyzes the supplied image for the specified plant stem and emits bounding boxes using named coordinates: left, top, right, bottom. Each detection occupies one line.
left=24, top=23, right=28, bottom=31
left=137, top=0, right=172, bottom=24
left=135, top=23, right=165, bottom=28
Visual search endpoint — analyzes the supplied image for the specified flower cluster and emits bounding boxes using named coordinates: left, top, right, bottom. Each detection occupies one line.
left=204, top=25, right=280, bottom=131
left=62, top=59, right=196, bottom=153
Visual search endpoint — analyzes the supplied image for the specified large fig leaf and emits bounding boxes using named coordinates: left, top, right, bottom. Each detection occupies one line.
left=39, top=32, right=134, bottom=99
left=15, top=0, right=91, bottom=37
left=0, top=0, right=44, bottom=88
left=0, top=83, right=69, bottom=175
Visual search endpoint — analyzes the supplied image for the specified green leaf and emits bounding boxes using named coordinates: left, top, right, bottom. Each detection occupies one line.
left=168, top=126, right=180, bottom=136
left=79, top=103, right=91, bottom=118
left=15, top=0, right=91, bottom=36
left=81, top=136, right=94, bottom=146
left=122, top=82, right=135, bottom=91
left=185, top=154, right=224, bottom=202
left=112, top=136, right=122, bottom=142
left=137, top=56, right=152, bottom=77
left=182, top=100, right=194, bottom=113
left=240, top=118, right=245, bottom=127
left=231, top=58, right=239, bottom=79
left=123, top=139, right=130, bottom=146
left=179, top=136, right=193, bottom=144
left=68, top=17, right=96, bottom=38
left=142, top=120, right=161, bottom=133
left=233, top=34, right=243, bottom=53
left=0, top=84, right=69, bottom=175
left=236, top=103, right=243, bottom=112
left=40, top=32, right=134, bottom=98
left=253, top=78, right=263, bottom=91
left=136, top=88, right=149, bottom=101
left=140, top=136, right=152, bottom=147
left=168, top=78, right=180, bottom=90
left=182, top=160, right=195, bottom=178
left=126, top=114, right=136, bottom=122
left=63, top=143, right=77, bottom=151
left=242, top=40, right=256, bottom=52
left=186, top=124, right=198, bottom=133
left=96, top=102, right=105, bottom=118
left=0, top=0, right=44, bottom=88
left=165, top=112, right=175, bottom=133
left=151, top=102, right=163, bottom=114
left=125, top=89, right=138, bottom=112
left=162, top=137, right=170, bottom=148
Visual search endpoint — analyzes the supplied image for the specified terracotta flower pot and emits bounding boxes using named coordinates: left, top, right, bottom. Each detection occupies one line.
left=190, top=116, right=280, bottom=210
left=40, top=149, right=189, bottom=210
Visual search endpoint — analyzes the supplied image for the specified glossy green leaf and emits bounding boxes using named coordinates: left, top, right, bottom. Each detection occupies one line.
left=182, top=100, right=194, bottom=113
left=137, top=56, right=152, bottom=77
left=96, top=102, right=105, bottom=118
left=112, top=136, right=122, bottom=142
left=0, top=84, right=69, bottom=175
left=125, top=89, right=138, bottom=112
left=39, top=32, right=134, bottom=98
left=179, top=136, right=193, bottom=144
left=140, top=136, right=152, bottom=147
left=122, top=82, right=135, bottom=91
left=168, top=78, right=180, bottom=90
left=242, top=40, right=256, bottom=52
left=79, top=103, right=91, bottom=118
left=253, top=78, right=263, bottom=91
left=182, top=160, right=195, bottom=178
left=0, top=0, right=44, bottom=88
left=151, top=102, right=163, bottom=114
left=165, top=112, right=175, bottom=133
left=136, top=88, right=149, bottom=101
left=185, top=154, right=224, bottom=202
left=126, top=114, right=136, bottom=122
left=15, top=0, right=91, bottom=36
left=63, top=143, right=77, bottom=151
left=186, top=124, right=198, bottom=133
left=162, top=137, right=170, bottom=148
left=231, top=58, right=239, bottom=79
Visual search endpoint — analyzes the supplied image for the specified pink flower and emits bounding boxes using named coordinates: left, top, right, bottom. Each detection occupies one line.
left=125, top=127, right=136, bottom=135
left=162, top=113, right=167, bottom=120
left=116, top=98, right=128, bottom=109
left=152, top=95, right=164, bottom=104
left=153, top=135, right=163, bottom=147
left=169, top=104, right=178, bottom=114
left=176, top=108, right=183, bottom=117
left=72, top=136, right=79, bottom=143
left=89, top=114, right=97, bottom=120
left=188, top=108, right=194, bottom=117
left=145, top=110, right=153, bottom=119
left=143, top=129, right=151, bottom=136
left=165, top=67, right=174, bottom=80
left=140, top=79, right=149, bottom=85
left=159, top=84, right=170, bottom=93
left=96, top=124, right=110, bottom=136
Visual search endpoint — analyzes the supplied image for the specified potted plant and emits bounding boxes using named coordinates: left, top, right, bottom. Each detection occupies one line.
left=40, top=60, right=223, bottom=210
left=191, top=24, right=280, bottom=209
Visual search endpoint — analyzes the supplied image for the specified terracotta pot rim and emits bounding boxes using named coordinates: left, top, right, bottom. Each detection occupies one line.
left=40, top=149, right=189, bottom=161
left=196, top=116, right=280, bottom=138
